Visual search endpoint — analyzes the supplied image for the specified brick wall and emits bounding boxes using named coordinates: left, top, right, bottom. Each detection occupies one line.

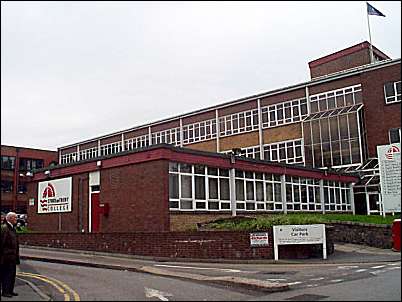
left=19, top=222, right=393, bottom=261
left=26, top=160, right=170, bottom=233
left=26, top=173, right=89, bottom=233
left=19, top=231, right=274, bottom=260
left=360, top=64, right=401, bottom=157
left=328, top=222, right=393, bottom=249
left=310, top=48, right=371, bottom=78
left=99, top=160, right=170, bottom=232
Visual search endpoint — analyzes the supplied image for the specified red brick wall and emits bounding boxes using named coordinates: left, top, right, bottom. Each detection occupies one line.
left=310, top=48, right=371, bottom=78
left=26, top=173, right=89, bottom=233
left=99, top=160, right=170, bottom=232
left=19, top=231, right=273, bottom=259
left=26, top=160, right=170, bottom=233
left=360, top=64, right=401, bottom=157
left=1, top=145, right=58, bottom=212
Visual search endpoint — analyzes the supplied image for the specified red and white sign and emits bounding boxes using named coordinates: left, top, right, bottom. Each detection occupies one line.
left=38, top=177, right=72, bottom=214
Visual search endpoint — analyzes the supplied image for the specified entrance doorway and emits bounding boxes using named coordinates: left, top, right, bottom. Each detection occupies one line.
left=366, top=192, right=381, bottom=215
left=91, top=192, right=100, bottom=232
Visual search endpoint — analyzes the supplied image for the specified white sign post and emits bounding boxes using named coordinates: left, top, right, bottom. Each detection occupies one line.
left=38, top=177, right=72, bottom=214
left=273, top=224, right=326, bottom=261
left=377, top=143, right=401, bottom=217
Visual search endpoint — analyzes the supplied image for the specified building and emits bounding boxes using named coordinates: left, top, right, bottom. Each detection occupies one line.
left=26, top=145, right=358, bottom=232
left=1, top=145, right=58, bottom=213
left=53, top=41, right=400, bottom=217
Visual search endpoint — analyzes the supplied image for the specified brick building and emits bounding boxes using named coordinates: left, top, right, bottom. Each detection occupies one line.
left=24, top=42, right=401, bottom=232
left=26, top=145, right=358, bottom=233
left=1, top=145, right=58, bottom=213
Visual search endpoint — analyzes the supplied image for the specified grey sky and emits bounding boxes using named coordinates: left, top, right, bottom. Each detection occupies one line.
left=1, top=1, right=401, bottom=150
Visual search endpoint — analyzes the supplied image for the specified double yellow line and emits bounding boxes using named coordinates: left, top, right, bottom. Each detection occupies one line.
left=17, top=272, right=80, bottom=301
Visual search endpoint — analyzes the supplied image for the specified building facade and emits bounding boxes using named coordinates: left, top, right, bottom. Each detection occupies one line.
left=26, top=145, right=358, bottom=233
left=54, top=42, right=400, bottom=216
left=1, top=145, right=58, bottom=213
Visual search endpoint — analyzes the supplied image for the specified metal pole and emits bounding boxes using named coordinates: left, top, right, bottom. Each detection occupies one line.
left=366, top=3, right=374, bottom=63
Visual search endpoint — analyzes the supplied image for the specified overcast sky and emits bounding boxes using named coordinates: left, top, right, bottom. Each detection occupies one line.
left=1, top=1, right=401, bottom=151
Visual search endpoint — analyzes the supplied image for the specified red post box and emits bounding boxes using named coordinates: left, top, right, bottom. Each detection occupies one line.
left=391, top=219, right=401, bottom=252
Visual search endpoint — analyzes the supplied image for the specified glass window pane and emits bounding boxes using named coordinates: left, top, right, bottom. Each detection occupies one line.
left=266, top=182, right=273, bottom=201
left=181, top=175, right=192, bottom=198
left=220, top=178, right=230, bottom=200
left=208, top=178, right=218, bottom=199
left=274, top=183, right=282, bottom=202
left=246, top=181, right=254, bottom=200
left=169, top=174, right=179, bottom=199
left=195, top=176, right=205, bottom=199
left=256, top=182, right=264, bottom=201
left=236, top=179, right=245, bottom=201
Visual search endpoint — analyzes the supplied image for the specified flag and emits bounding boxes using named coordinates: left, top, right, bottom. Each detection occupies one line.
left=367, top=2, right=385, bottom=17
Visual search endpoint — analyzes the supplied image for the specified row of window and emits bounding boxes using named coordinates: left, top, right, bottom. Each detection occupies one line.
left=384, top=81, right=401, bottom=104
left=183, top=119, right=217, bottom=144
left=309, top=84, right=362, bottom=113
left=168, top=162, right=352, bottom=212
left=303, top=105, right=363, bottom=168
left=0, top=180, right=27, bottom=193
left=222, top=139, right=304, bottom=165
left=60, top=82, right=398, bottom=165
left=1, top=156, right=44, bottom=171
left=261, top=98, right=308, bottom=128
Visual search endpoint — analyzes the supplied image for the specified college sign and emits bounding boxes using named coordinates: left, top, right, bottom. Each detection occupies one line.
left=38, top=177, right=72, bottom=214
left=377, top=143, right=401, bottom=213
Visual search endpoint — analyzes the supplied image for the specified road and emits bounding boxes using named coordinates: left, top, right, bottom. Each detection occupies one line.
left=16, top=258, right=401, bottom=301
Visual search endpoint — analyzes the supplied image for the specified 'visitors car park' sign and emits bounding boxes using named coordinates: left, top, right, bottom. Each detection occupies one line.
left=273, top=224, right=326, bottom=260
left=38, top=177, right=72, bottom=214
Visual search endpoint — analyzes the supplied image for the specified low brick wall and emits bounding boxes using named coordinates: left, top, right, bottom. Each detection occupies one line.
left=19, top=222, right=392, bottom=260
left=19, top=231, right=273, bottom=260
left=328, top=222, right=393, bottom=249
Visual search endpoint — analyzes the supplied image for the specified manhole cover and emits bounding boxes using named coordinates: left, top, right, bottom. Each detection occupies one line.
left=286, top=294, right=329, bottom=301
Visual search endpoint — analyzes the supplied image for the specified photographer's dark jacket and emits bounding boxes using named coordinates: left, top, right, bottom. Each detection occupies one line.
left=0, top=222, right=20, bottom=265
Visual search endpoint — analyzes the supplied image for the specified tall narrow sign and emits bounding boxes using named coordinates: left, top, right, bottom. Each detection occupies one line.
left=377, top=143, right=401, bottom=215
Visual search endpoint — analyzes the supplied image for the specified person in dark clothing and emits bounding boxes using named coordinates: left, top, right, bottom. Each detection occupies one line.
left=0, top=212, right=20, bottom=297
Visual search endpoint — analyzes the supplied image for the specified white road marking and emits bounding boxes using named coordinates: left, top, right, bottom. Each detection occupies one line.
left=370, top=269, right=388, bottom=275
left=386, top=266, right=400, bottom=271
left=329, top=279, right=344, bottom=283
left=371, top=265, right=386, bottom=269
left=287, top=281, right=303, bottom=286
left=355, top=269, right=367, bottom=273
left=266, top=278, right=287, bottom=282
left=337, top=266, right=359, bottom=270
left=387, top=263, right=400, bottom=266
left=306, top=284, right=319, bottom=288
left=309, top=277, right=325, bottom=281
left=154, top=264, right=242, bottom=273
left=144, top=287, right=173, bottom=301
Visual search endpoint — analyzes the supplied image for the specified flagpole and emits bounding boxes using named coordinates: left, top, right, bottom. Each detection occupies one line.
left=366, top=2, right=374, bottom=63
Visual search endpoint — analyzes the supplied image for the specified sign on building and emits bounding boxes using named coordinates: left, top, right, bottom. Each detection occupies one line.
left=250, top=232, right=269, bottom=247
left=377, top=143, right=401, bottom=214
left=273, top=224, right=326, bottom=260
left=38, top=177, right=72, bottom=214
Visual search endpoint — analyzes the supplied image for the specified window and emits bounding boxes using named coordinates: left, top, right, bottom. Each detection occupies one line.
left=1, top=156, right=15, bottom=170
left=1, top=180, right=13, bottom=192
left=389, top=128, right=401, bottom=144
left=19, top=158, right=44, bottom=171
left=261, top=98, right=308, bottom=129
left=384, top=81, right=401, bottom=104
left=310, top=84, right=362, bottom=114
